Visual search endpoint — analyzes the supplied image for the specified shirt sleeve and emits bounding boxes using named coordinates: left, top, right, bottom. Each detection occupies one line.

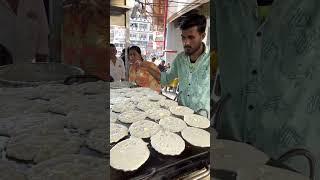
left=36, top=0, right=49, bottom=55
left=160, top=54, right=180, bottom=85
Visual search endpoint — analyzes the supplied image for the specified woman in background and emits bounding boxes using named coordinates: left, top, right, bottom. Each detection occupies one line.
left=128, top=46, right=161, bottom=92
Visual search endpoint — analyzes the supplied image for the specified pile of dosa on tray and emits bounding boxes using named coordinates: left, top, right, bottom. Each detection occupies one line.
left=110, top=87, right=210, bottom=172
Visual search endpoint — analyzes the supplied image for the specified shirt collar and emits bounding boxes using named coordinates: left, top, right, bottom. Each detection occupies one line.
left=183, top=42, right=208, bottom=64
left=203, top=43, right=209, bottom=54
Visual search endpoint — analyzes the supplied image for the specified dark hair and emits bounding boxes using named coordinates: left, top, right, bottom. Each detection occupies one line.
left=180, top=13, right=206, bottom=33
left=129, top=46, right=142, bottom=55
left=152, top=57, right=156, bottom=60
left=110, top=44, right=116, bottom=48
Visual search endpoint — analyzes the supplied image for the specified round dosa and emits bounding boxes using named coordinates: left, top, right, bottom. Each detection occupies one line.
left=110, top=123, right=128, bottom=143
left=117, top=110, right=147, bottom=124
left=159, top=99, right=178, bottom=109
left=111, top=102, right=136, bottom=113
left=110, top=137, right=150, bottom=171
left=129, top=120, right=160, bottom=138
left=146, top=108, right=171, bottom=120
left=181, top=127, right=210, bottom=147
left=147, top=94, right=166, bottom=102
left=130, top=95, right=148, bottom=104
left=159, top=116, right=187, bottom=133
left=151, top=130, right=185, bottom=156
left=184, top=114, right=210, bottom=129
left=169, top=106, right=194, bottom=116
left=110, top=112, right=118, bottom=123
left=136, top=101, right=160, bottom=112
left=110, top=97, right=130, bottom=105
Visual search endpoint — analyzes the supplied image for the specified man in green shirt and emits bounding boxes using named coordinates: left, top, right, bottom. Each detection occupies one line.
left=213, top=0, right=320, bottom=177
left=142, top=13, right=210, bottom=117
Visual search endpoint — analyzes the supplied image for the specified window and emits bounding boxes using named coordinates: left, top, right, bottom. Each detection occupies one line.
left=140, top=34, right=147, bottom=40
left=130, top=33, right=137, bottom=40
left=139, top=24, right=148, bottom=31
left=130, top=23, right=138, bottom=30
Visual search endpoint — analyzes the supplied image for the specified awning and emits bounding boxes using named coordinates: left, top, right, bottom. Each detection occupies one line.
left=167, top=0, right=209, bottom=23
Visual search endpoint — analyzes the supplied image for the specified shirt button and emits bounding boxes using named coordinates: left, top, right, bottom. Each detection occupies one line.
left=248, top=105, right=254, bottom=111
left=187, top=95, right=190, bottom=97
left=256, top=31, right=262, bottom=37
left=251, top=70, right=258, bottom=75
left=189, top=83, right=191, bottom=85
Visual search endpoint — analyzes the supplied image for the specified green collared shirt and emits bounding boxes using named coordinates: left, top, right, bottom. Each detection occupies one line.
left=213, top=0, right=320, bottom=177
left=160, top=46, right=210, bottom=117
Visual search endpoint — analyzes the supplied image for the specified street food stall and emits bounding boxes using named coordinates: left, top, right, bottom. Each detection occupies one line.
left=108, top=0, right=211, bottom=179
left=109, top=82, right=211, bottom=179
left=0, top=0, right=108, bottom=179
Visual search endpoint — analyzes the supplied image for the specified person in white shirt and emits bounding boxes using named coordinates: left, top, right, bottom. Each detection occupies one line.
left=110, top=44, right=125, bottom=81
left=0, top=0, right=49, bottom=65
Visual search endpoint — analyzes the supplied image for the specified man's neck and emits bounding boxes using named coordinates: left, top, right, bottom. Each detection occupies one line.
left=190, top=43, right=204, bottom=63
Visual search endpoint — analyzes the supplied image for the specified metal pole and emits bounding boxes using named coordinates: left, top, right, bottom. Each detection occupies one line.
left=163, top=0, right=168, bottom=50
left=125, top=3, right=131, bottom=81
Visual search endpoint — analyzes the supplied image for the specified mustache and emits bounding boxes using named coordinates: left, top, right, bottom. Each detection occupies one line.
left=184, top=46, right=192, bottom=49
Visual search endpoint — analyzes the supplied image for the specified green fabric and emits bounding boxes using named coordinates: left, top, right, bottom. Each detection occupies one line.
left=161, top=48, right=210, bottom=117
left=213, top=0, right=320, bottom=178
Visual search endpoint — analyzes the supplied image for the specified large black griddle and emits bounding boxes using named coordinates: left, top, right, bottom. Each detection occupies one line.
left=110, top=114, right=211, bottom=180
left=110, top=87, right=211, bottom=179
left=110, top=138, right=210, bottom=180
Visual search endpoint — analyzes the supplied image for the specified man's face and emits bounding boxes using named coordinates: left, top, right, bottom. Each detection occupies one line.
left=181, top=26, right=205, bottom=56
left=110, top=46, right=117, bottom=57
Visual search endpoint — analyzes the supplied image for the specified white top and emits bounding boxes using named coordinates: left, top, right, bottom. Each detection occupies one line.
left=110, top=57, right=125, bottom=81
left=0, top=0, right=49, bottom=63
